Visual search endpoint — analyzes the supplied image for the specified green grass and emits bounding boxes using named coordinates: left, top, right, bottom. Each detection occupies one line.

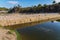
left=9, top=29, right=21, bottom=40
left=0, top=26, right=21, bottom=40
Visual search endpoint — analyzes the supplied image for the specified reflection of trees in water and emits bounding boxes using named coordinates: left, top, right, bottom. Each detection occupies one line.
left=51, top=21, right=54, bottom=23
left=36, top=27, right=53, bottom=33
left=17, top=25, right=56, bottom=40
left=16, top=21, right=60, bottom=40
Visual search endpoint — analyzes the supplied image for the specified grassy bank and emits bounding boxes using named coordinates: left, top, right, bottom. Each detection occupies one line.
left=10, top=29, right=21, bottom=40
left=0, top=26, right=21, bottom=40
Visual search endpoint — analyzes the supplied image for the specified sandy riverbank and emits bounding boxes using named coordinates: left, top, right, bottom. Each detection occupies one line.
left=0, top=27, right=17, bottom=40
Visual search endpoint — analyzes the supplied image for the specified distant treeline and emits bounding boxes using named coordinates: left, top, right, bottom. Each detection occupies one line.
left=8, top=1, right=60, bottom=13
left=0, top=7, right=8, bottom=11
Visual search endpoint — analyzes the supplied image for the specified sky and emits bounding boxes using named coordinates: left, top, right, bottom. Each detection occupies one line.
left=0, top=0, right=60, bottom=8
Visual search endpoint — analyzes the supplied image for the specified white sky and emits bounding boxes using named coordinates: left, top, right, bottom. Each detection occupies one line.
left=8, top=1, right=19, bottom=4
left=55, top=0, right=60, bottom=3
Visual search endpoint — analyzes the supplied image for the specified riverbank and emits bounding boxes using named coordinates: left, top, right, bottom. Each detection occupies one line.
left=0, top=13, right=60, bottom=29
left=0, top=27, right=17, bottom=40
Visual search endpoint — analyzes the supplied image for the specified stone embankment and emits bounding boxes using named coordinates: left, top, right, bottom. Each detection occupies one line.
left=0, top=13, right=60, bottom=27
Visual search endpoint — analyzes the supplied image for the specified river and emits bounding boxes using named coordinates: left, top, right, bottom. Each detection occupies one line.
left=17, top=21, right=60, bottom=40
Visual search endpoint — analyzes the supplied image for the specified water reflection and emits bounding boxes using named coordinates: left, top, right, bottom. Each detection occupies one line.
left=17, top=21, right=60, bottom=40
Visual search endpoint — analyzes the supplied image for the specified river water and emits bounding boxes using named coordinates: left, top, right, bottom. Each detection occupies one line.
left=17, top=21, right=60, bottom=40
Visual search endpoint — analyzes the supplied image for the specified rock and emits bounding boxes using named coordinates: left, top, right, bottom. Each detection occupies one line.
left=0, top=28, right=18, bottom=40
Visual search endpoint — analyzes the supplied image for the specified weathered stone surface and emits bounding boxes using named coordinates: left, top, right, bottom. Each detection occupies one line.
left=0, top=13, right=60, bottom=27
left=0, top=28, right=17, bottom=40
